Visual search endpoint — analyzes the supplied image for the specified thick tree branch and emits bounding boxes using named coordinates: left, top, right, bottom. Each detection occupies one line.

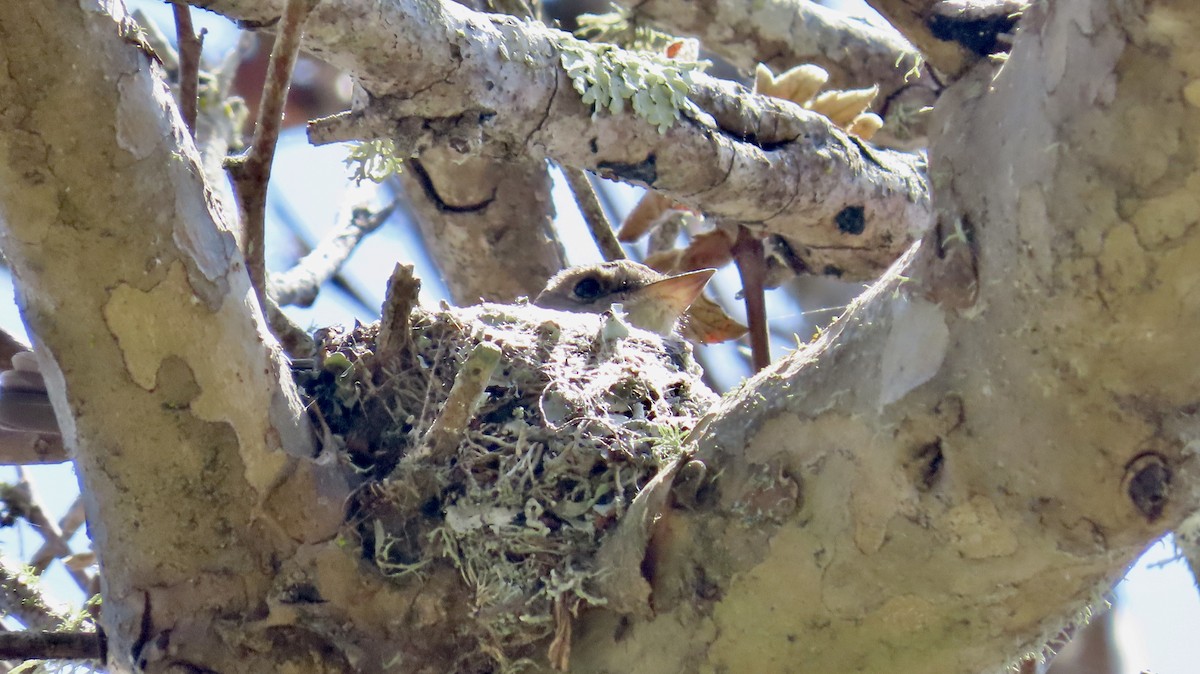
left=274, top=0, right=930, bottom=281
left=0, top=3, right=348, bottom=670
left=610, top=0, right=937, bottom=145
left=391, top=0, right=567, bottom=307
left=562, top=1, right=1200, bottom=671
left=0, top=430, right=66, bottom=465
left=865, top=0, right=1025, bottom=78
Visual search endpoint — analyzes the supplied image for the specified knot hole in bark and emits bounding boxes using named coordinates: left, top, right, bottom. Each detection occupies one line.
left=1123, top=452, right=1171, bottom=522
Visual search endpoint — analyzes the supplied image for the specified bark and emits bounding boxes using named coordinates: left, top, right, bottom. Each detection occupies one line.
left=0, top=3, right=347, bottom=671
left=283, top=0, right=933, bottom=280
left=397, top=0, right=566, bottom=307
left=566, top=0, right=1200, bottom=671
left=610, top=0, right=939, bottom=146
left=0, top=0, right=1196, bottom=673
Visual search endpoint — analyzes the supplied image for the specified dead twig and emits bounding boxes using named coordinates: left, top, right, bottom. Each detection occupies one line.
left=227, top=0, right=318, bottom=313
left=375, top=264, right=421, bottom=363
left=732, top=227, right=770, bottom=371
left=0, top=630, right=103, bottom=660
left=171, top=4, right=204, bottom=135
left=269, top=202, right=396, bottom=308
left=413, top=342, right=502, bottom=464
left=562, top=168, right=625, bottom=261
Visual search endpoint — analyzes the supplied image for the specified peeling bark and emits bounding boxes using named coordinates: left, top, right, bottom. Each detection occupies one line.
left=0, top=4, right=347, bottom=671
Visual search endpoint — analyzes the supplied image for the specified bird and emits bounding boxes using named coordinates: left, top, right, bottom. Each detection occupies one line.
left=534, top=260, right=716, bottom=337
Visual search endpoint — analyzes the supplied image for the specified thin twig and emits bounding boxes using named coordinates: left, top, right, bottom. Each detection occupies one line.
left=265, top=297, right=316, bottom=359
left=227, top=0, right=317, bottom=314
left=269, top=202, right=396, bottom=308
left=6, top=471, right=91, bottom=592
left=562, top=168, right=625, bottom=261
left=0, top=630, right=103, bottom=660
left=732, top=227, right=770, bottom=371
left=0, top=557, right=72, bottom=631
left=171, top=5, right=204, bottom=136
left=30, top=496, right=86, bottom=573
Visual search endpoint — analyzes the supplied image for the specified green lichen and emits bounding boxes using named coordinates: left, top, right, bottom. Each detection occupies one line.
left=575, top=8, right=678, bottom=52
left=560, top=40, right=707, bottom=134
left=344, top=138, right=404, bottom=184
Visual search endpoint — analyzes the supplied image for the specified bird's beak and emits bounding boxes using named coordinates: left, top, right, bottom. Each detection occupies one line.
left=636, top=268, right=716, bottom=316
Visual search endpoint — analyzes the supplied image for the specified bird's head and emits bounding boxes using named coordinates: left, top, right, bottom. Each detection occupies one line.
left=534, top=260, right=716, bottom=336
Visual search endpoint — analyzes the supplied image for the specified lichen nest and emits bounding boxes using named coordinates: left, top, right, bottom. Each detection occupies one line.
left=301, top=302, right=717, bottom=671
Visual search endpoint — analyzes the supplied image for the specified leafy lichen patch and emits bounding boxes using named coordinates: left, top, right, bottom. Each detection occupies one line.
left=559, top=39, right=707, bottom=134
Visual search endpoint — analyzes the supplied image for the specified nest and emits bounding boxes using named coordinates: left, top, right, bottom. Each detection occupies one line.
left=299, top=302, right=717, bottom=671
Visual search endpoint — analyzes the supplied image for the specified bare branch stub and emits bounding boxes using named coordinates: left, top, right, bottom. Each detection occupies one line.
left=376, top=263, right=421, bottom=363
left=415, top=341, right=502, bottom=464
left=227, top=0, right=318, bottom=314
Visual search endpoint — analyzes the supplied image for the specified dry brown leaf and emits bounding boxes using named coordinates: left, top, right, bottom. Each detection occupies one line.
left=677, top=229, right=735, bottom=271
left=754, top=63, right=829, bottom=105
left=848, top=113, right=884, bottom=141
left=808, top=85, right=880, bottom=128
left=683, top=295, right=748, bottom=344
left=618, top=191, right=678, bottom=242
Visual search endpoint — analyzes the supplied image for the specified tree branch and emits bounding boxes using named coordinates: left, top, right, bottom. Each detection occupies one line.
left=30, top=496, right=87, bottom=574
left=0, top=557, right=73, bottom=631
left=610, top=0, right=937, bottom=146
left=3, top=471, right=91, bottom=592
left=269, top=202, right=396, bottom=308
left=388, top=0, right=568, bottom=307
left=228, top=0, right=317, bottom=312
left=280, top=0, right=930, bottom=281
left=171, top=5, right=204, bottom=135
left=561, top=167, right=626, bottom=261
left=0, top=2, right=347, bottom=669
left=0, top=630, right=103, bottom=661
left=865, top=0, right=1025, bottom=79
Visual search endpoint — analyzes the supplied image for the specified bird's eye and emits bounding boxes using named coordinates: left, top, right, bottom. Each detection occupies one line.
left=572, top=277, right=603, bottom=301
